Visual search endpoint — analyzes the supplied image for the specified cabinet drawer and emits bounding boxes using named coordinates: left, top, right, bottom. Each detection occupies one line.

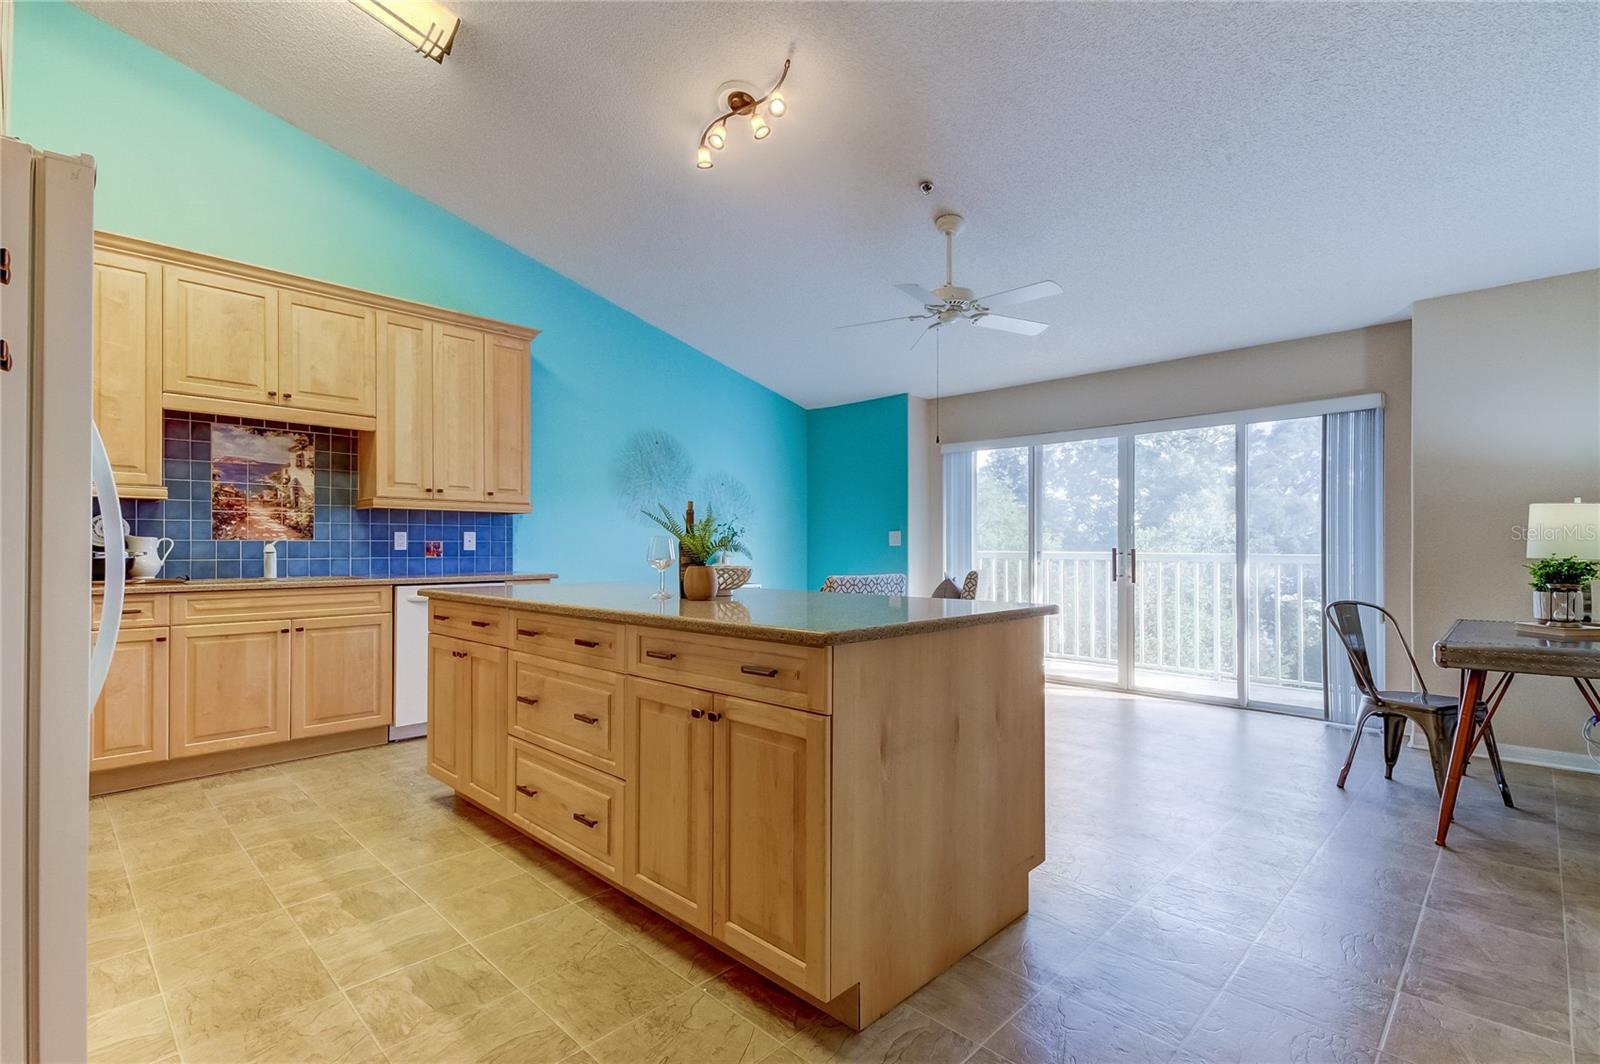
left=173, top=586, right=390, bottom=624
left=511, top=612, right=623, bottom=670
left=93, top=594, right=168, bottom=630
left=627, top=627, right=829, bottom=713
left=507, top=738, right=623, bottom=882
left=428, top=600, right=510, bottom=646
left=509, top=654, right=625, bottom=777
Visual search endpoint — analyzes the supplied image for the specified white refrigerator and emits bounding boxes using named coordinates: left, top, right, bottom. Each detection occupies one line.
left=0, top=138, right=123, bottom=1063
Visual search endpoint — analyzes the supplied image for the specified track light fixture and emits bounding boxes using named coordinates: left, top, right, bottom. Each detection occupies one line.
left=695, top=59, right=790, bottom=171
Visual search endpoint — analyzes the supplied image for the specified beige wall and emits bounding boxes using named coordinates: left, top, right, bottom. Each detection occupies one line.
left=1412, top=270, right=1600, bottom=759
left=906, top=397, right=943, bottom=595
left=928, top=322, right=1416, bottom=660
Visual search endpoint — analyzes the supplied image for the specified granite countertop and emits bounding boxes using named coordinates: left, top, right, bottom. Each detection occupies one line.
left=420, top=581, right=1058, bottom=647
left=94, top=572, right=557, bottom=595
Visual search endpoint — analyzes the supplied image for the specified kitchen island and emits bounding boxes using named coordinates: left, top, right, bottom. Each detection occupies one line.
left=421, top=581, right=1055, bottom=1030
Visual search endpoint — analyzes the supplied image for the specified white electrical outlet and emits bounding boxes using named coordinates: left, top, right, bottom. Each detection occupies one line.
left=888, top=530, right=902, bottom=547
left=463, top=531, right=477, bottom=552
left=393, top=531, right=408, bottom=551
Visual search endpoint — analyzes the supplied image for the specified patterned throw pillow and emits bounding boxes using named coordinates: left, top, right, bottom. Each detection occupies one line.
left=932, top=577, right=961, bottom=599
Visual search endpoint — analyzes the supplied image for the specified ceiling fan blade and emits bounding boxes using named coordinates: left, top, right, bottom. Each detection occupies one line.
left=976, top=280, right=1063, bottom=308
left=834, top=314, right=928, bottom=331
left=895, top=283, right=939, bottom=306
left=910, top=321, right=942, bottom=350
left=972, top=313, right=1048, bottom=336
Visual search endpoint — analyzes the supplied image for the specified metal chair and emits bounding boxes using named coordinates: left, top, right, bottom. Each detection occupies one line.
left=1325, top=600, right=1512, bottom=806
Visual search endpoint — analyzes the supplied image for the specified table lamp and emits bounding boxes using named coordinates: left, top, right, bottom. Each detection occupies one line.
left=1525, top=498, right=1600, bottom=626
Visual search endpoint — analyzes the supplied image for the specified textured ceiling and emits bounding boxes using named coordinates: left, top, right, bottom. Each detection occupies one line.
left=78, top=1, right=1599, bottom=408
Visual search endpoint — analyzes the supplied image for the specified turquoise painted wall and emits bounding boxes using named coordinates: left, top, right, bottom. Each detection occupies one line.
left=805, top=395, right=908, bottom=589
left=13, top=1, right=808, bottom=588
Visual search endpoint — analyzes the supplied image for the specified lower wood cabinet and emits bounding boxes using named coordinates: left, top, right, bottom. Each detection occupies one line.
left=291, top=613, right=393, bottom=738
left=426, top=634, right=507, bottom=812
left=169, top=620, right=293, bottom=758
left=508, top=737, right=624, bottom=881
left=91, top=628, right=169, bottom=771
left=624, top=677, right=715, bottom=931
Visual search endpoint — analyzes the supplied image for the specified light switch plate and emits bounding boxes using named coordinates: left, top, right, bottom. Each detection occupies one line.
left=463, top=531, right=477, bottom=552
left=393, top=531, right=407, bottom=551
left=888, top=530, right=902, bottom=547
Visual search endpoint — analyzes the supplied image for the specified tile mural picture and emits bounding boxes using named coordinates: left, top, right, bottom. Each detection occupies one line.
left=211, top=425, right=314, bottom=540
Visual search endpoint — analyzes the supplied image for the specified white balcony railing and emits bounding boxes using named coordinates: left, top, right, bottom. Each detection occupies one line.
left=975, top=549, right=1323, bottom=694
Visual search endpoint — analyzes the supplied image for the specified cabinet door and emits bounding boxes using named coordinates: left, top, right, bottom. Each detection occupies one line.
left=163, top=265, right=279, bottom=404
left=92, top=250, right=164, bottom=493
left=431, top=324, right=485, bottom=501
left=291, top=613, right=393, bottom=738
left=712, top=695, right=830, bottom=998
left=461, top=642, right=509, bottom=812
left=427, top=634, right=471, bottom=789
left=279, top=290, right=377, bottom=417
left=372, top=312, right=432, bottom=503
left=483, top=332, right=530, bottom=507
left=625, top=678, right=714, bottom=931
left=91, top=628, right=168, bottom=772
left=169, top=621, right=292, bottom=757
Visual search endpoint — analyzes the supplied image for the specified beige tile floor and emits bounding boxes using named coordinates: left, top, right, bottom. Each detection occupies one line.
left=87, top=688, right=1600, bottom=1063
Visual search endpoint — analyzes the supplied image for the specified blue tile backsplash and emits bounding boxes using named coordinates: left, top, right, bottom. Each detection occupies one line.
left=114, top=413, right=513, bottom=581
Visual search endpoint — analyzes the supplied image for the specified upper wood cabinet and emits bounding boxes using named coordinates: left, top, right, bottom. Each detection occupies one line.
left=163, top=264, right=280, bottom=406
left=92, top=250, right=166, bottom=499
left=278, top=290, right=377, bottom=418
left=91, top=627, right=169, bottom=772
left=366, top=312, right=433, bottom=504
left=484, top=332, right=531, bottom=507
left=431, top=324, right=487, bottom=502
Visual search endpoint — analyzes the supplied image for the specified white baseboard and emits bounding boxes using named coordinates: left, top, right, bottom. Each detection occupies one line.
left=1495, top=742, right=1600, bottom=775
left=388, top=724, right=427, bottom=742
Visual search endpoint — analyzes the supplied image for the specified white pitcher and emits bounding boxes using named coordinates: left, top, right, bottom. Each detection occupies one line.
left=126, top=535, right=175, bottom=579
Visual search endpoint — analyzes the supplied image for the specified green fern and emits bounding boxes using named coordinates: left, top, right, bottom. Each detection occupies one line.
left=643, top=503, right=750, bottom=564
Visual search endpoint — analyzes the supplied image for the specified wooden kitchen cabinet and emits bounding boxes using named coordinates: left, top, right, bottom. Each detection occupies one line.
left=291, top=613, right=393, bottom=738
left=163, top=263, right=279, bottom=406
left=278, top=289, right=377, bottom=418
left=365, top=311, right=434, bottom=504
left=425, top=634, right=507, bottom=812
left=624, top=678, right=715, bottom=931
left=712, top=693, right=830, bottom=998
left=168, top=620, right=292, bottom=757
left=430, top=324, right=486, bottom=502
left=91, top=628, right=169, bottom=772
left=92, top=249, right=165, bottom=499
left=483, top=332, right=531, bottom=507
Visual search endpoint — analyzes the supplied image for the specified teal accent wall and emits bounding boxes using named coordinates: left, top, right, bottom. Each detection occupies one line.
left=13, top=0, right=808, bottom=588
left=805, top=395, right=908, bottom=589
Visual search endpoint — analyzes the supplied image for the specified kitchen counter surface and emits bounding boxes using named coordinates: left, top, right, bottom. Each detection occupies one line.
left=94, top=572, right=557, bottom=595
left=420, top=580, right=1056, bottom=647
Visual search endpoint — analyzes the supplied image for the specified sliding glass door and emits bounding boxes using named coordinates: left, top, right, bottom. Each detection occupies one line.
left=950, top=400, right=1378, bottom=717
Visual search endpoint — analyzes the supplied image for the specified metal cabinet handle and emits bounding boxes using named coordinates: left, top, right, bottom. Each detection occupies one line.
left=280, top=628, right=290, bottom=634
left=574, top=638, right=600, bottom=649
left=452, top=650, right=468, bottom=658
left=120, top=608, right=141, bottom=616
left=573, top=713, right=600, bottom=725
left=154, top=636, right=167, bottom=643
left=516, top=784, right=538, bottom=797
left=283, top=393, right=293, bottom=400
left=267, top=390, right=277, bottom=398
left=517, top=695, right=539, bottom=705
left=487, top=491, right=495, bottom=496
left=295, top=626, right=305, bottom=632
left=645, top=649, right=677, bottom=661
left=572, top=813, right=598, bottom=828
left=690, top=708, right=704, bottom=719
left=1129, top=547, right=1137, bottom=584
left=517, top=629, right=539, bottom=638
left=707, top=711, right=723, bottom=723
left=470, top=620, right=491, bottom=628
left=740, top=664, right=779, bottom=678
left=435, top=614, right=450, bottom=621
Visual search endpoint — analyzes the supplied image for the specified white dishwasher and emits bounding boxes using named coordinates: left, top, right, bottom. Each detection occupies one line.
left=392, top=582, right=510, bottom=740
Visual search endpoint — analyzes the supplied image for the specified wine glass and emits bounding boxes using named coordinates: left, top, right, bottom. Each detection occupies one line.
left=646, top=535, right=676, bottom=600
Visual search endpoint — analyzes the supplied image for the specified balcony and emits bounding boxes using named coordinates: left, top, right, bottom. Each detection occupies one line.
left=976, top=549, right=1324, bottom=710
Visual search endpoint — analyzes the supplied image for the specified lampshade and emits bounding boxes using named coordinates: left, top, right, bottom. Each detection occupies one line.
left=349, top=0, right=460, bottom=62
left=1525, top=501, right=1600, bottom=560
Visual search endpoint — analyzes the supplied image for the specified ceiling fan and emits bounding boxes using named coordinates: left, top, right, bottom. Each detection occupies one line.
left=837, top=212, right=1062, bottom=347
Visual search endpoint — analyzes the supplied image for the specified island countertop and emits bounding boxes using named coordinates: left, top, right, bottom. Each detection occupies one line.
left=419, top=581, right=1057, bottom=647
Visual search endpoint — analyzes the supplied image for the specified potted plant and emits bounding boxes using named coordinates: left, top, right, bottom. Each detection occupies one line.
left=1526, top=555, right=1598, bottom=625
left=643, top=503, right=750, bottom=601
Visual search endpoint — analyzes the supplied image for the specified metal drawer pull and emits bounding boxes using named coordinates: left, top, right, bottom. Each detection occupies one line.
left=470, top=619, right=491, bottom=628
left=740, top=664, right=779, bottom=678
left=515, top=784, right=538, bottom=797
left=435, top=614, right=450, bottom=621
left=645, top=649, right=677, bottom=661
left=517, top=695, right=539, bottom=705
left=517, top=629, right=539, bottom=638
left=120, top=608, right=142, bottom=616
left=707, top=711, right=722, bottom=723
left=452, top=650, right=467, bottom=658
left=574, top=638, right=600, bottom=648
left=690, top=708, right=704, bottom=719
left=573, top=713, right=600, bottom=725
left=572, top=813, right=599, bottom=828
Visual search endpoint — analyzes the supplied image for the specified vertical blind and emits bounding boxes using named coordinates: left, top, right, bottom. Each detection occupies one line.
left=1323, top=407, right=1385, bottom=726
left=942, top=450, right=975, bottom=582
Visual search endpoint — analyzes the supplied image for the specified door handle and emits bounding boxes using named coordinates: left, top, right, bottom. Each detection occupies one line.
left=1129, top=548, right=1137, bottom=584
left=690, top=708, right=704, bottom=719
left=574, top=638, right=600, bottom=649
left=515, top=784, right=538, bottom=797
left=1110, top=547, right=1118, bottom=583
left=740, top=664, right=778, bottom=678
left=517, top=695, right=539, bottom=705
left=573, top=713, right=600, bottom=725
left=572, top=813, right=598, bottom=828
left=707, top=711, right=723, bottom=723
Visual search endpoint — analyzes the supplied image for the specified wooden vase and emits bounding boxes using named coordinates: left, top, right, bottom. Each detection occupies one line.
left=682, top=565, right=718, bottom=602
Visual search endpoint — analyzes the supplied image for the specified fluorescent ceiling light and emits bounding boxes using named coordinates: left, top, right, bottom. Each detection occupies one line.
left=349, top=0, right=460, bottom=63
